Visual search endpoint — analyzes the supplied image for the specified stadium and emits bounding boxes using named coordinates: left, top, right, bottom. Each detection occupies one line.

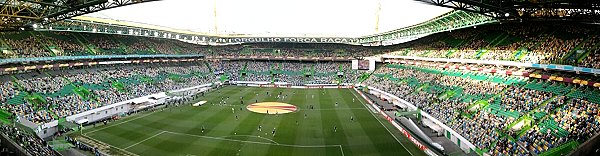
left=1, top=0, right=600, bottom=156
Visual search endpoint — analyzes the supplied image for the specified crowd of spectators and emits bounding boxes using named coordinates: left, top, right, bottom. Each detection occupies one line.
left=209, top=60, right=243, bottom=81
left=3, top=34, right=51, bottom=58
left=491, top=85, right=554, bottom=115
left=207, top=60, right=357, bottom=85
left=225, top=59, right=354, bottom=84
left=457, top=111, right=516, bottom=155
left=479, top=50, right=516, bottom=61
left=3, top=76, right=72, bottom=123
left=79, top=33, right=121, bottom=52
left=2, top=22, right=600, bottom=69
left=364, top=64, right=515, bottom=152
left=0, top=31, right=382, bottom=59
left=0, top=81, right=19, bottom=107
left=580, top=49, right=600, bottom=69
left=364, top=61, right=600, bottom=155
left=40, top=32, right=88, bottom=56
left=0, top=124, right=57, bottom=156
left=519, top=97, right=600, bottom=154
left=382, top=22, right=600, bottom=69
left=0, top=62, right=214, bottom=124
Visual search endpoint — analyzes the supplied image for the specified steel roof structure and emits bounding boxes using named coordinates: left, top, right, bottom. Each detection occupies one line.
left=416, top=0, right=600, bottom=22
left=3, top=0, right=600, bottom=44
left=0, top=0, right=156, bottom=31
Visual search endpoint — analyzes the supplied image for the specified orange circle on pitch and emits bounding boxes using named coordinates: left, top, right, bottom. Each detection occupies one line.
left=246, top=102, right=298, bottom=114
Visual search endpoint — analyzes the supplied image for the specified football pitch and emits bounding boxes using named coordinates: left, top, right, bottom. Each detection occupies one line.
left=78, top=86, right=426, bottom=156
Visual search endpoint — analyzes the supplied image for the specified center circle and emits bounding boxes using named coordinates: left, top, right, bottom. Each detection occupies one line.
left=246, top=102, right=298, bottom=114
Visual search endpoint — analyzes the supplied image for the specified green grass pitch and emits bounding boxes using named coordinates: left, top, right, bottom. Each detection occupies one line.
left=79, top=86, right=427, bottom=156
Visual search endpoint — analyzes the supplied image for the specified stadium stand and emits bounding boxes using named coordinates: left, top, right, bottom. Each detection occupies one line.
left=1, top=62, right=214, bottom=124
left=0, top=31, right=377, bottom=59
left=1, top=22, right=600, bottom=71
left=364, top=60, right=600, bottom=155
left=1, top=22, right=600, bottom=72
left=0, top=124, right=57, bottom=156
left=380, top=22, right=600, bottom=68
left=2, top=21, right=600, bottom=156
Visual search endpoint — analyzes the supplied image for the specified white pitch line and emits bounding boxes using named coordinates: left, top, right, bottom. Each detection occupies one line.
left=219, top=135, right=280, bottom=145
left=349, top=88, right=415, bottom=156
left=338, top=145, right=345, bottom=156
left=82, top=134, right=140, bottom=156
left=85, top=111, right=158, bottom=135
left=124, top=131, right=166, bottom=149
left=163, top=131, right=341, bottom=148
left=301, top=108, right=367, bottom=111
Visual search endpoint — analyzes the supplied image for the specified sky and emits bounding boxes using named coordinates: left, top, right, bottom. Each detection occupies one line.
left=84, top=0, right=452, bottom=37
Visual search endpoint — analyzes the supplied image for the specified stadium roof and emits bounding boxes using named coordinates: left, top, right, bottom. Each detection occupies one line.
left=81, top=0, right=453, bottom=37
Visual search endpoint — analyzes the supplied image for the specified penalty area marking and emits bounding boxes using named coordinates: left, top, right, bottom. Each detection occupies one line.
left=85, top=110, right=159, bottom=135
left=80, top=134, right=140, bottom=156
left=349, top=88, right=414, bottom=156
left=339, top=145, right=345, bottom=156
left=124, top=131, right=167, bottom=149
left=219, top=135, right=280, bottom=145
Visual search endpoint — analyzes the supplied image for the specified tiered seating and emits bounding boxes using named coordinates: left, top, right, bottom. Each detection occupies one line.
left=382, top=22, right=600, bottom=69
left=231, top=61, right=355, bottom=84
left=0, top=109, right=12, bottom=123
left=538, top=119, right=569, bottom=137
left=6, top=92, right=27, bottom=105
left=2, top=22, right=600, bottom=70
left=79, top=33, right=126, bottom=55
left=1, top=32, right=52, bottom=58
left=0, top=62, right=214, bottom=124
left=39, top=32, right=89, bottom=56
left=366, top=61, right=600, bottom=156
left=519, top=94, right=599, bottom=155
left=0, top=124, right=57, bottom=156
left=0, top=31, right=387, bottom=58
left=366, top=63, right=521, bottom=153
left=524, top=81, right=573, bottom=95
left=460, top=72, right=488, bottom=81
left=486, top=100, right=521, bottom=119
left=567, top=88, right=600, bottom=104
left=491, top=85, right=554, bottom=116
